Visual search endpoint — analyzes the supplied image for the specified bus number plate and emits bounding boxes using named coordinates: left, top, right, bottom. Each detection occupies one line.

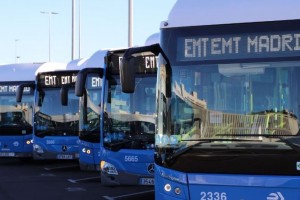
left=0, top=152, right=15, bottom=157
left=140, top=178, right=154, bottom=185
left=57, top=154, right=73, bottom=159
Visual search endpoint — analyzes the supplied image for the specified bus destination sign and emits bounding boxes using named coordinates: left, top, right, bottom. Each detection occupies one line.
left=178, top=31, right=300, bottom=62
left=38, top=72, right=78, bottom=87
left=0, top=83, right=32, bottom=95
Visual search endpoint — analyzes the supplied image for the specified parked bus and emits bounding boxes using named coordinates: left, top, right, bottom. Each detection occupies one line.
left=0, top=63, right=41, bottom=158
left=120, top=0, right=300, bottom=199
left=76, top=34, right=159, bottom=173
left=75, top=50, right=104, bottom=171
left=75, top=47, right=157, bottom=185
left=17, top=61, right=85, bottom=160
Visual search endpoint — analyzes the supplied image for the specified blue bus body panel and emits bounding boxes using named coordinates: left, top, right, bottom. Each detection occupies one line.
left=102, top=148, right=154, bottom=172
left=79, top=141, right=100, bottom=170
left=34, top=136, right=79, bottom=159
left=155, top=165, right=189, bottom=199
left=0, top=135, right=32, bottom=157
left=155, top=164, right=300, bottom=200
left=102, top=148, right=154, bottom=184
left=188, top=173, right=300, bottom=199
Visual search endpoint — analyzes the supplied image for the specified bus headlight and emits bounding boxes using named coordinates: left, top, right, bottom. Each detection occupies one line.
left=158, top=166, right=186, bottom=197
left=25, top=140, right=31, bottom=145
left=33, top=144, right=44, bottom=154
left=174, top=187, right=181, bottom=195
left=164, top=184, right=181, bottom=195
left=164, top=184, right=172, bottom=192
left=100, top=161, right=118, bottom=175
left=82, top=148, right=92, bottom=154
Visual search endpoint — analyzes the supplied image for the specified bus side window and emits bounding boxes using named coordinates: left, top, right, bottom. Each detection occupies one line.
left=145, top=88, right=155, bottom=114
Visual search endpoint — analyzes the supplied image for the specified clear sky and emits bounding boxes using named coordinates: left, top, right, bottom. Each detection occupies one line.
left=0, top=0, right=176, bottom=64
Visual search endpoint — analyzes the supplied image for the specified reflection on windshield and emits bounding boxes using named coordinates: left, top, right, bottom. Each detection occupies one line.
left=157, top=61, right=300, bottom=147
left=104, top=77, right=156, bottom=150
left=0, top=95, right=33, bottom=135
left=35, top=88, right=79, bottom=137
left=79, top=87, right=101, bottom=142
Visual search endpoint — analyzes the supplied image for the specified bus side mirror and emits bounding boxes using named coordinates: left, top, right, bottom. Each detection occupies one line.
left=120, top=57, right=136, bottom=93
left=16, top=83, right=35, bottom=102
left=75, top=71, right=86, bottom=97
left=121, top=43, right=172, bottom=97
left=37, top=90, right=45, bottom=107
left=60, top=86, right=68, bottom=106
left=16, top=87, right=24, bottom=103
left=75, top=68, right=103, bottom=97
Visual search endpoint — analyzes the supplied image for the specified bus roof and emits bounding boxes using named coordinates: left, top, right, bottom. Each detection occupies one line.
left=35, top=62, right=68, bottom=75
left=83, top=33, right=159, bottom=70
left=162, top=0, right=300, bottom=28
left=82, top=50, right=108, bottom=69
left=145, top=33, right=160, bottom=45
left=66, top=58, right=88, bottom=70
left=35, top=59, right=87, bottom=74
left=0, top=63, right=43, bottom=82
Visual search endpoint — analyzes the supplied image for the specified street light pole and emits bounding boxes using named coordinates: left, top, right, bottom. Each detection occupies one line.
left=41, top=11, right=58, bottom=62
left=14, top=39, right=20, bottom=63
left=72, top=0, right=76, bottom=60
left=78, top=0, right=81, bottom=59
left=128, top=0, right=133, bottom=47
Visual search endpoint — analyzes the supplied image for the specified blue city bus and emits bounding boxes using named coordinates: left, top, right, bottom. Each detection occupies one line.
left=75, top=50, right=105, bottom=171
left=0, top=63, right=41, bottom=158
left=77, top=34, right=159, bottom=172
left=76, top=48, right=157, bottom=185
left=18, top=61, right=85, bottom=160
left=120, top=0, right=300, bottom=199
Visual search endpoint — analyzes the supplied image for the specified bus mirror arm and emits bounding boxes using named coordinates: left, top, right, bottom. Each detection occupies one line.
left=75, top=68, right=104, bottom=97
left=121, top=43, right=172, bottom=95
left=16, top=83, right=35, bottom=102
left=123, top=43, right=168, bottom=60
left=60, top=85, right=69, bottom=106
left=120, top=56, right=136, bottom=93
left=166, top=63, right=172, bottom=98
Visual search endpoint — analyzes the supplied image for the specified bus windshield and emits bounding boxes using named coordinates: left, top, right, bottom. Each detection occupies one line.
left=79, top=74, right=101, bottom=143
left=157, top=61, right=300, bottom=149
left=155, top=23, right=300, bottom=157
left=35, top=88, right=79, bottom=137
left=0, top=94, right=33, bottom=135
left=103, top=75, right=156, bottom=150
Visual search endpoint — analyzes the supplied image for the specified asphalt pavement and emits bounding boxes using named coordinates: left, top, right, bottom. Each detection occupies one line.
left=0, top=158, right=154, bottom=200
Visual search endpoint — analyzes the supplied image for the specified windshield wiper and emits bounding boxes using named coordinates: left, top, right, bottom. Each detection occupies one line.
left=35, top=129, right=53, bottom=137
left=36, top=127, right=78, bottom=137
left=0, top=123, right=20, bottom=127
left=106, top=139, right=132, bottom=152
left=277, top=136, right=300, bottom=153
left=214, top=133, right=296, bottom=138
left=181, top=138, right=261, bottom=142
left=220, top=133, right=300, bottom=152
left=164, top=141, right=203, bottom=164
left=107, top=134, right=155, bottom=151
left=165, top=138, right=261, bottom=164
left=81, top=128, right=99, bottom=136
